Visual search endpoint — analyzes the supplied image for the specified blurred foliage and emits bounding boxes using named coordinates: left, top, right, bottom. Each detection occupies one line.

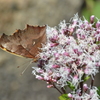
left=82, top=0, right=100, bottom=20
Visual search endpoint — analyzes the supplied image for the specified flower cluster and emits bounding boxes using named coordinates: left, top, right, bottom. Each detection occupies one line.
left=32, top=14, right=100, bottom=99
left=68, top=86, right=99, bottom=100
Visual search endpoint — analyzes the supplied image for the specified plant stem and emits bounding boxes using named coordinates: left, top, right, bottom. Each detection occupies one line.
left=80, top=74, right=85, bottom=96
left=80, top=81, right=83, bottom=96
left=91, top=75, right=95, bottom=88
left=53, top=83, right=63, bottom=94
left=61, top=87, right=66, bottom=94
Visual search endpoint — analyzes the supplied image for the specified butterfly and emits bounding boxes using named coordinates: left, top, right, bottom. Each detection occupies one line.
left=0, top=25, right=46, bottom=61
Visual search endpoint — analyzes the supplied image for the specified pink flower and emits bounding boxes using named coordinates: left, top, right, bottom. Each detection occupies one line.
left=32, top=14, right=100, bottom=99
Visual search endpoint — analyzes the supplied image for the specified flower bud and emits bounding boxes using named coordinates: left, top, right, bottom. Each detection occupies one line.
left=50, top=43, right=59, bottom=47
left=36, top=75, right=43, bottom=80
left=83, top=84, right=88, bottom=91
left=96, top=22, right=100, bottom=28
left=52, top=64, right=60, bottom=68
left=90, top=15, right=95, bottom=23
left=47, top=85, right=53, bottom=88
left=68, top=93, right=73, bottom=98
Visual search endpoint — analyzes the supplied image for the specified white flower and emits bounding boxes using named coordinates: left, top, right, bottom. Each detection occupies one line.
left=32, top=14, right=100, bottom=96
left=90, top=87, right=100, bottom=100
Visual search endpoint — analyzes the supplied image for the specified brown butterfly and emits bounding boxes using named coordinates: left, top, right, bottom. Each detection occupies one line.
left=0, top=25, right=46, bottom=61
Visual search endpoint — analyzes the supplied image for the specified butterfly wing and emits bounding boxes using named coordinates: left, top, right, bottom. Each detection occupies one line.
left=0, top=25, right=46, bottom=59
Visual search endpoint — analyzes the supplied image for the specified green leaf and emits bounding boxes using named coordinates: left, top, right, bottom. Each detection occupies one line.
left=97, top=86, right=100, bottom=96
left=67, top=81, right=75, bottom=90
left=59, top=94, right=70, bottom=100
left=96, top=41, right=100, bottom=45
left=83, top=76, right=90, bottom=82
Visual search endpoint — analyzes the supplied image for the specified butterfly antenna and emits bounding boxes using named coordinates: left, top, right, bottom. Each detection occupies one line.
left=17, top=60, right=31, bottom=68
left=21, top=60, right=33, bottom=75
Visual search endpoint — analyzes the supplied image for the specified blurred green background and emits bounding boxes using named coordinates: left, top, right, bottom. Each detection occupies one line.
left=0, top=0, right=100, bottom=100
left=82, top=0, right=100, bottom=20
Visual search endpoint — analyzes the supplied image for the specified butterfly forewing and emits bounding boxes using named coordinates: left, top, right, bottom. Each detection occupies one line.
left=0, top=25, right=46, bottom=59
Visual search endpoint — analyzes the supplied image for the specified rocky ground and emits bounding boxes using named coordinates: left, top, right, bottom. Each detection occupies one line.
left=1, top=0, right=99, bottom=100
